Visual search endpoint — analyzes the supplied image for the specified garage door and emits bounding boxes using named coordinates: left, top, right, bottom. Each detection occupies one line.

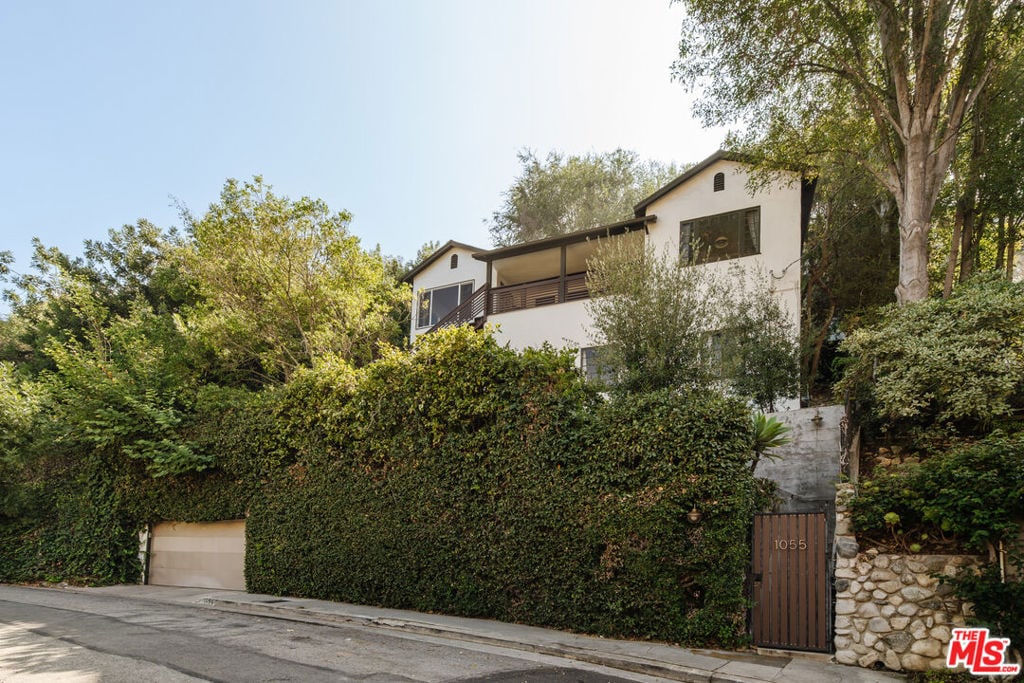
left=148, top=520, right=246, bottom=590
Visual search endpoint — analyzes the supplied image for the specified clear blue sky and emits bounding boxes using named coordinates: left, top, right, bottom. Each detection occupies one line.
left=0, top=1, right=726, bottom=285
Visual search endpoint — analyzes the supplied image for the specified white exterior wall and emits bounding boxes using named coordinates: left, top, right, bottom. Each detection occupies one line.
left=409, top=246, right=488, bottom=344
left=644, top=159, right=803, bottom=333
left=408, top=158, right=804, bottom=390
left=488, top=299, right=596, bottom=353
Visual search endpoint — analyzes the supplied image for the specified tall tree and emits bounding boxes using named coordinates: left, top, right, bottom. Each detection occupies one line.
left=489, top=149, right=679, bottom=246
left=181, top=177, right=408, bottom=382
left=673, top=0, right=1019, bottom=303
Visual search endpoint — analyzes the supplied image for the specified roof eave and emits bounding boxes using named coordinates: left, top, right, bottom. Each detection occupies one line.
left=472, top=215, right=657, bottom=262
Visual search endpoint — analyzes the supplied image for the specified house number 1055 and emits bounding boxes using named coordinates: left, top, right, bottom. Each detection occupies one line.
left=774, top=538, right=808, bottom=550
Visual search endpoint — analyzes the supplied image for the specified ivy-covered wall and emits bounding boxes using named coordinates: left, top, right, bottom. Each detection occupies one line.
left=1, top=328, right=763, bottom=647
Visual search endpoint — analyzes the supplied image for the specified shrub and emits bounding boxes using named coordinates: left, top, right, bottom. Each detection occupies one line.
left=851, top=433, right=1024, bottom=553
left=244, top=328, right=761, bottom=646
left=838, top=275, right=1024, bottom=435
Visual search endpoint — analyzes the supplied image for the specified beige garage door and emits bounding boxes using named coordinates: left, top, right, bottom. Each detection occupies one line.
left=148, top=520, right=246, bottom=590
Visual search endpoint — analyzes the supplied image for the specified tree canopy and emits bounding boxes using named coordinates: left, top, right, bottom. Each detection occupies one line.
left=181, top=177, right=408, bottom=382
left=489, top=149, right=680, bottom=246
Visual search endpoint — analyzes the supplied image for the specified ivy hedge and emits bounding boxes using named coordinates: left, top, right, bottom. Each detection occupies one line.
left=1, top=327, right=763, bottom=647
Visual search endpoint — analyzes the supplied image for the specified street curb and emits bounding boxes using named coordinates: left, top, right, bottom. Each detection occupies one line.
left=199, top=597, right=752, bottom=683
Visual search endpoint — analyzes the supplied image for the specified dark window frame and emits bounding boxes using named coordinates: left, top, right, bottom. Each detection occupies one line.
left=680, top=206, right=761, bottom=265
left=450, top=254, right=459, bottom=269
left=416, top=280, right=475, bottom=329
left=713, top=172, right=725, bottom=192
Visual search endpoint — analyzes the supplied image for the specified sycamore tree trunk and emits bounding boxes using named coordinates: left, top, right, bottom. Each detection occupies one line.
left=896, top=202, right=933, bottom=302
left=893, top=144, right=941, bottom=304
left=869, top=0, right=995, bottom=304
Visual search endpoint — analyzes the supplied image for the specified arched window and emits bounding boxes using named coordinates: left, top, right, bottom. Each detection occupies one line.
left=450, top=254, right=458, bottom=269
left=713, top=172, right=725, bottom=192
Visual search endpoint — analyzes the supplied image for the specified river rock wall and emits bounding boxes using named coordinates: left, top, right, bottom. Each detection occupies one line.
left=833, top=483, right=983, bottom=672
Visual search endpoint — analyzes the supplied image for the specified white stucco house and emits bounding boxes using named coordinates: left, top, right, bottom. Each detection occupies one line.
left=403, top=151, right=813, bottom=381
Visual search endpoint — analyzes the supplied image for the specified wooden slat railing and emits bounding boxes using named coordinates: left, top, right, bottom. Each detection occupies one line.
left=489, top=272, right=589, bottom=314
left=429, top=272, right=591, bottom=333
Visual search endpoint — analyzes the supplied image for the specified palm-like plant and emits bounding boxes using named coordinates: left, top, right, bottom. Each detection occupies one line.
left=750, top=413, right=792, bottom=473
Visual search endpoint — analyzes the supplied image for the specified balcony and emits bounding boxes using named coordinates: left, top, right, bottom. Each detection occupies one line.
left=429, top=272, right=590, bottom=333
left=428, top=217, right=654, bottom=335
left=488, top=272, right=588, bottom=314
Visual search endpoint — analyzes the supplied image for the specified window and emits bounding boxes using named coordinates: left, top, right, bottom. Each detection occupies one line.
left=417, top=281, right=475, bottom=328
left=450, top=254, right=458, bottom=269
left=713, top=172, right=725, bottom=192
left=580, top=346, right=615, bottom=384
left=680, top=207, right=760, bottom=264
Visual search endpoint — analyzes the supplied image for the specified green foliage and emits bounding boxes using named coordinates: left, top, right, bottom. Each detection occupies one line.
left=237, top=327, right=760, bottom=647
left=1, top=325, right=760, bottom=648
left=489, top=149, right=679, bottom=246
left=586, top=239, right=800, bottom=410
left=0, top=223, right=193, bottom=377
left=719, top=269, right=801, bottom=412
left=838, top=275, right=1024, bottom=434
left=750, top=413, right=791, bottom=473
left=40, top=285, right=211, bottom=478
left=851, top=433, right=1024, bottom=553
left=181, top=176, right=408, bottom=382
left=586, top=237, right=723, bottom=395
left=801, top=168, right=900, bottom=395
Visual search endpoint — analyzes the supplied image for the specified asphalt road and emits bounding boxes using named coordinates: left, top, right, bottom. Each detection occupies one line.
left=0, top=586, right=661, bottom=683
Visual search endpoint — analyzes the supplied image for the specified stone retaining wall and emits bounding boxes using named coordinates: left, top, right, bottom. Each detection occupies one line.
left=833, top=483, right=983, bottom=672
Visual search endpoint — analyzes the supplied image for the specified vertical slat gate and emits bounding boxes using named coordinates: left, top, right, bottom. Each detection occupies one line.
left=752, top=513, right=829, bottom=652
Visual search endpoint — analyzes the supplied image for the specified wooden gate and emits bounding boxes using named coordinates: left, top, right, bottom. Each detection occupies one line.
left=751, top=512, right=830, bottom=652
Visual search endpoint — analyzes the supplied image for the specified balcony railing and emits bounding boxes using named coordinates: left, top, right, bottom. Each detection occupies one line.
left=489, top=272, right=588, bottom=315
left=429, top=272, right=591, bottom=333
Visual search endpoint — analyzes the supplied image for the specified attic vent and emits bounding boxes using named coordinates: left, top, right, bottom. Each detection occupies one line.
left=713, top=172, right=725, bottom=192
left=450, top=254, right=458, bottom=269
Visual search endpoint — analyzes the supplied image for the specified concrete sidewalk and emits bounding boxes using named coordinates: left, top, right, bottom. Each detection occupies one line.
left=76, top=585, right=903, bottom=683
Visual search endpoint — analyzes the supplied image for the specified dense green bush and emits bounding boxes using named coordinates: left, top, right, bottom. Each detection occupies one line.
left=0, top=383, right=255, bottom=584
left=851, top=433, right=1024, bottom=553
left=839, top=275, right=1024, bottom=435
left=242, top=328, right=761, bottom=646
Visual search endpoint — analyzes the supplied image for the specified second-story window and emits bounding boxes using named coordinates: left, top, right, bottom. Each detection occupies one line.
left=713, top=172, right=725, bottom=192
left=450, top=254, right=458, bottom=269
left=680, top=207, right=760, bottom=264
left=417, top=280, right=475, bottom=328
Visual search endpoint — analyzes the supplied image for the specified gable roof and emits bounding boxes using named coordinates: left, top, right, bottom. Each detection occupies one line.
left=402, top=240, right=485, bottom=283
left=633, top=149, right=745, bottom=216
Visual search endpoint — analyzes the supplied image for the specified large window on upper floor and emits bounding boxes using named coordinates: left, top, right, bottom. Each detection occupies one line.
left=417, top=280, right=475, bottom=328
left=680, top=207, right=760, bottom=264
